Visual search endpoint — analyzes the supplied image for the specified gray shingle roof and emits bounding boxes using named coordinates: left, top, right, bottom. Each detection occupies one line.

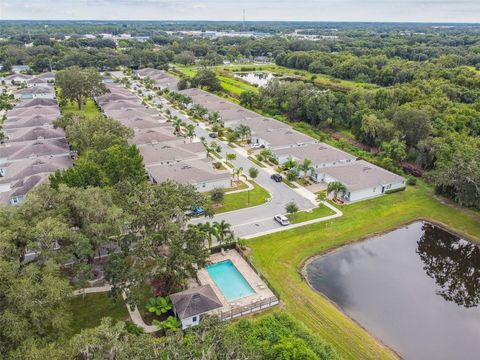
left=17, top=98, right=57, bottom=108
left=147, top=159, right=230, bottom=185
left=170, top=285, right=223, bottom=320
left=323, top=160, right=405, bottom=191
left=274, top=143, right=356, bottom=165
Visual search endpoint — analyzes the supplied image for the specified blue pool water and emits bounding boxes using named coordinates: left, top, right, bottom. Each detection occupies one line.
left=206, top=260, right=255, bottom=301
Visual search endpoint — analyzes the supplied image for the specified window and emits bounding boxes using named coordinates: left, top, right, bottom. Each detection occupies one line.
left=373, top=187, right=376, bottom=192
left=192, top=316, right=197, bottom=322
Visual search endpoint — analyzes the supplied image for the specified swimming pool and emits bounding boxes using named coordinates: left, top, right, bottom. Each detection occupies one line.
left=206, top=260, right=255, bottom=301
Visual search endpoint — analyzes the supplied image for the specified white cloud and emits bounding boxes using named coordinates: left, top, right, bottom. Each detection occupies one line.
left=1, top=0, right=479, bottom=22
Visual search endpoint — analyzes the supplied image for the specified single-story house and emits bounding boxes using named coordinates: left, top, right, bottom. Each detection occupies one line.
left=15, top=86, right=55, bottom=100
left=170, top=285, right=223, bottom=329
left=136, top=68, right=161, bottom=78
left=239, top=117, right=289, bottom=135
left=0, top=173, right=49, bottom=205
left=251, top=127, right=317, bottom=150
left=272, top=143, right=357, bottom=181
left=0, top=156, right=72, bottom=193
left=319, top=160, right=406, bottom=202
left=116, top=116, right=164, bottom=130
left=36, top=72, right=55, bottom=81
left=100, top=100, right=143, bottom=111
left=130, top=127, right=179, bottom=145
left=3, top=73, right=33, bottom=83
left=146, top=159, right=231, bottom=192
left=26, top=77, right=51, bottom=87
left=0, top=139, right=70, bottom=163
left=16, top=98, right=58, bottom=108
left=7, top=105, right=60, bottom=118
left=4, top=114, right=56, bottom=129
left=139, top=141, right=206, bottom=166
left=5, top=126, right=65, bottom=143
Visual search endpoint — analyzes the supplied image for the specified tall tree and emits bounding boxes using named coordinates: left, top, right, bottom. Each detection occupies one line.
left=55, top=66, right=108, bottom=110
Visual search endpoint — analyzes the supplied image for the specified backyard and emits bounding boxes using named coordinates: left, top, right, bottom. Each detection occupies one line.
left=247, top=182, right=480, bottom=360
left=68, top=292, right=129, bottom=334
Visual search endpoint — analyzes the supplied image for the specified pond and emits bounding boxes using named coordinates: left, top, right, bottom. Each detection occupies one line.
left=234, top=72, right=275, bottom=87
left=305, top=221, right=480, bottom=360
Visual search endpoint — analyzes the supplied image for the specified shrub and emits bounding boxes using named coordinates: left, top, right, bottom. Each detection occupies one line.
left=407, top=177, right=417, bottom=186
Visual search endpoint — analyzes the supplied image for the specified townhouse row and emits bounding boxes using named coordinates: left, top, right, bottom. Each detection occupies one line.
left=159, top=79, right=404, bottom=202
left=96, top=81, right=231, bottom=192
left=0, top=73, right=72, bottom=205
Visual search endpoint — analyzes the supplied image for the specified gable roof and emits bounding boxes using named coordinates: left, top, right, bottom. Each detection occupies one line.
left=170, top=285, right=223, bottom=320
left=274, top=143, right=356, bottom=165
left=17, top=98, right=57, bottom=108
left=4, top=115, right=55, bottom=129
left=323, top=160, right=405, bottom=191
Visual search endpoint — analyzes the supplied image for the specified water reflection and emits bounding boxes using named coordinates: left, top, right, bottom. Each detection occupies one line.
left=235, top=72, right=275, bottom=87
left=417, top=223, right=480, bottom=307
left=305, top=222, right=480, bottom=360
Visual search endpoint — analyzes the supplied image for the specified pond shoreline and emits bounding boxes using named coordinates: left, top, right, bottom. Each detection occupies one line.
left=299, top=219, right=479, bottom=360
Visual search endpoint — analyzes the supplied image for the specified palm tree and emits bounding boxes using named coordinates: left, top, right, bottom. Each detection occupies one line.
left=185, top=124, right=196, bottom=142
left=283, top=156, right=298, bottom=171
left=213, top=220, right=234, bottom=246
left=208, top=111, right=221, bottom=124
left=297, top=159, right=314, bottom=181
left=172, top=117, right=182, bottom=135
left=327, top=181, right=347, bottom=201
left=236, top=124, right=251, bottom=144
left=232, top=167, right=243, bottom=182
left=199, top=222, right=216, bottom=248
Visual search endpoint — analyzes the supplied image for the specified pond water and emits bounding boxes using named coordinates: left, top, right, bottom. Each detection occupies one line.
left=305, top=222, right=480, bottom=360
left=234, top=72, right=275, bottom=87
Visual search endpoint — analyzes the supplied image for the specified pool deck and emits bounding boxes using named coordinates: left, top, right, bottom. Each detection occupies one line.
left=197, top=249, right=278, bottom=318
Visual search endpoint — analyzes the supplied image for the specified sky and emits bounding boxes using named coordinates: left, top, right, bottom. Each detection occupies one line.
left=1, top=0, right=479, bottom=23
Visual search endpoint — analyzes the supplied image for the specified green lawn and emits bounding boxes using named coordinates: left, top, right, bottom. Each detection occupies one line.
left=288, top=204, right=336, bottom=223
left=68, top=292, right=129, bottom=334
left=247, top=183, right=480, bottom=360
left=61, top=99, right=101, bottom=117
left=214, top=181, right=270, bottom=214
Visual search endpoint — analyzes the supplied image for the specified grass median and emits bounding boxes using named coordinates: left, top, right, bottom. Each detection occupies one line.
left=213, top=181, right=270, bottom=214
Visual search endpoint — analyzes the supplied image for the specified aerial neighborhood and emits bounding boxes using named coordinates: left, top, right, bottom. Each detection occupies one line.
left=0, top=15, right=479, bottom=360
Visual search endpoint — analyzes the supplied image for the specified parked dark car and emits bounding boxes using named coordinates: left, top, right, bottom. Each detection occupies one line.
left=271, top=173, right=283, bottom=182
left=209, top=132, right=217, bottom=138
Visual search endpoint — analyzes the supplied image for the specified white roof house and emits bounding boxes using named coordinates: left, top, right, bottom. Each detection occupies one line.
left=273, top=143, right=357, bottom=181
left=320, top=160, right=405, bottom=202
left=139, top=141, right=206, bottom=166
left=146, top=159, right=231, bottom=192
left=0, top=139, right=70, bottom=163
left=5, top=126, right=65, bottom=143
left=130, top=127, right=178, bottom=145
left=251, top=127, right=317, bottom=150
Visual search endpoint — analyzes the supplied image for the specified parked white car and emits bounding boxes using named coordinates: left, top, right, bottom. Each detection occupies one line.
left=274, top=214, right=290, bottom=226
left=251, top=143, right=261, bottom=149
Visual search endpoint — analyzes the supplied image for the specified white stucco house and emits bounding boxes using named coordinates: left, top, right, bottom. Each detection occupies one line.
left=251, top=127, right=317, bottom=150
left=272, top=142, right=357, bottom=181
left=320, top=160, right=406, bottom=202
left=170, top=285, right=223, bottom=329
left=146, top=159, right=231, bottom=192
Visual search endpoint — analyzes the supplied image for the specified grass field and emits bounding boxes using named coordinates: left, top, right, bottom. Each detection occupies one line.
left=68, top=292, right=129, bottom=334
left=247, top=183, right=480, bottom=360
left=288, top=204, right=336, bottom=223
left=214, top=181, right=270, bottom=214
left=61, top=99, right=101, bottom=117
